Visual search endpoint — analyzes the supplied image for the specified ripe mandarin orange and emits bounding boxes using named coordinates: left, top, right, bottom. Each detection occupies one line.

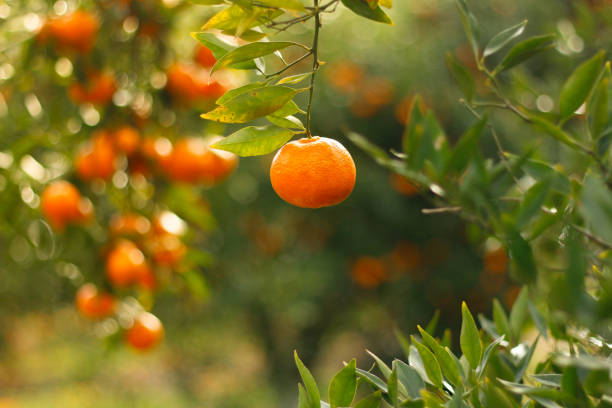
left=41, top=181, right=90, bottom=230
left=194, top=45, right=217, bottom=68
left=44, top=10, right=99, bottom=54
left=351, top=256, right=387, bottom=288
left=166, top=137, right=237, bottom=184
left=68, top=71, right=117, bottom=106
left=75, top=132, right=116, bottom=181
left=270, top=137, right=356, bottom=208
left=114, top=126, right=140, bottom=155
left=125, top=312, right=164, bottom=351
left=109, top=213, right=151, bottom=237
left=105, top=240, right=148, bottom=287
left=75, top=283, right=115, bottom=319
left=149, top=234, right=186, bottom=267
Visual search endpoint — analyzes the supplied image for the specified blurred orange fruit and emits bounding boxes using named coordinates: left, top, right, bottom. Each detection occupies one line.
left=165, top=63, right=226, bottom=106
left=390, top=173, right=419, bottom=196
left=41, top=180, right=91, bottom=230
left=351, top=256, right=387, bottom=288
left=483, top=247, right=508, bottom=275
left=149, top=234, right=186, bottom=267
left=125, top=312, right=164, bottom=351
left=114, top=126, right=140, bottom=155
left=68, top=71, right=117, bottom=106
left=350, top=77, right=394, bottom=118
left=75, top=283, right=115, bottom=319
left=326, top=61, right=365, bottom=94
left=75, top=131, right=117, bottom=181
left=194, top=45, right=217, bottom=68
left=105, top=240, right=148, bottom=287
left=42, top=10, right=99, bottom=54
left=504, top=285, right=522, bottom=309
left=109, top=213, right=151, bottom=237
left=270, top=137, right=356, bottom=208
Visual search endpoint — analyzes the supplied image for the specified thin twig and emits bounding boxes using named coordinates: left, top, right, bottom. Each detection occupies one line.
left=305, top=0, right=321, bottom=138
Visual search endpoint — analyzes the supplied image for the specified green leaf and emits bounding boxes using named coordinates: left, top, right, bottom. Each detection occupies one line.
left=483, top=20, right=527, bottom=58
left=191, top=32, right=258, bottom=70
left=476, top=335, right=505, bottom=379
left=460, top=302, right=482, bottom=370
left=215, top=82, right=265, bottom=105
left=425, top=310, right=440, bottom=336
left=272, top=99, right=305, bottom=117
left=527, top=115, right=584, bottom=151
left=494, top=34, right=556, bottom=73
left=340, top=0, right=393, bottom=25
left=505, top=229, right=536, bottom=284
left=267, top=115, right=305, bottom=130
left=515, top=179, right=551, bottom=229
left=187, top=0, right=225, bottom=4
left=294, top=351, right=321, bottom=408
left=515, top=336, right=539, bottom=382
left=202, top=86, right=300, bottom=123
left=445, top=115, right=487, bottom=175
left=580, top=174, right=612, bottom=245
left=527, top=300, right=548, bottom=340
left=417, top=326, right=461, bottom=386
left=211, top=126, right=294, bottom=157
left=387, top=366, right=400, bottom=407
left=559, top=51, right=606, bottom=120
left=367, top=350, right=392, bottom=380
left=411, top=336, right=443, bottom=388
left=354, top=392, right=382, bottom=408
left=509, top=287, right=529, bottom=338
left=393, top=360, right=424, bottom=399
left=492, top=299, right=512, bottom=343
left=211, top=41, right=307, bottom=73
left=356, top=368, right=388, bottom=393
left=329, top=359, right=357, bottom=408
left=298, top=384, right=310, bottom=408
left=446, top=52, right=476, bottom=102
left=455, top=0, right=480, bottom=58
left=484, top=380, right=519, bottom=408
left=588, top=68, right=609, bottom=139
left=255, top=0, right=305, bottom=10
left=278, top=72, right=314, bottom=85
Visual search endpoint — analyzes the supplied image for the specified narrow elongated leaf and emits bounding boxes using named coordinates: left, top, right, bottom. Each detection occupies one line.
left=505, top=229, right=536, bottom=283
left=580, top=175, right=612, bottom=244
left=588, top=73, right=609, bottom=139
left=278, top=72, right=314, bottom=85
left=340, top=0, right=393, bottom=24
left=202, top=86, right=299, bottom=123
left=329, top=359, right=357, bottom=408
left=417, top=326, right=461, bottom=386
left=294, top=351, right=321, bottom=408
left=527, top=300, right=548, bottom=339
left=477, top=335, right=505, bottom=378
left=460, top=302, right=482, bottom=369
left=211, top=126, right=294, bottom=156
left=445, top=115, right=487, bottom=175
left=495, top=35, right=556, bottom=73
left=298, top=384, right=310, bottom=408
left=425, top=310, right=440, bottom=335
left=492, top=299, right=512, bottom=343
left=387, top=367, right=399, bottom=407
left=509, top=287, right=529, bottom=338
left=267, top=115, right=305, bottom=130
left=256, top=0, right=305, bottom=10
left=411, top=336, right=443, bottom=388
left=446, top=52, right=476, bottom=102
left=515, top=336, right=539, bottom=382
left=455, top=0, right=480, bottom=58
left=484, top=20, right=527, bottom=58
left=211, top=41, right=306, bottom=73
left=515, top=179, right=551, bottom=229
left=191, top=32, right=258, bottom=70
left=354, top=391, right=382, bottom=408
left=216, top=83, right=265, bottom=105
left=356, top=368, right=389, bottom=393
left=367, top=350, right=392, bottom=380
left=559, top=51, right=606, bottom=119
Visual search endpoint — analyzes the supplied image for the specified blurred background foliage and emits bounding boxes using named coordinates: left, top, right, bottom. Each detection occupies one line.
left=0, top=0, right=610, bottom=407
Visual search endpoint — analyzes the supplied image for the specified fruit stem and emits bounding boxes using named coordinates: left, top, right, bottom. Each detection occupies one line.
left=305, top=0, right=321, bottom=138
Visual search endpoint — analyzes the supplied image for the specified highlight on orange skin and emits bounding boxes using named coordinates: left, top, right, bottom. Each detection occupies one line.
left=105, top=240, right=148, bottom=287
left=270, top=137, right=356, bottom=209
left=125, top=312, right=164, bottom=351
left=148, top=234, right=187, bottom=267
left=350, top=256, right=387, bottom=288
left=68, top=71, right=117, bottom=106
left=41, top=180, right=90, bottom=230
left=114, top=126, right=140, bottom=155
left=75, top=283, right=116, bottom=319
left=75, top=131, right=117, bottom=181
left=109, top=213, right=151, bottom=237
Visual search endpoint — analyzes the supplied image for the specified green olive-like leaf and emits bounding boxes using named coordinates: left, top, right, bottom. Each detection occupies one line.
left=460, top=302, right=482, bottom=370
left=211, top=41, right=307, bottom=74
left=559, top=50, right=606, bottom=120
left=294, top=351, right=321, bottom=408
left=446, top=52, right=476, bottom=102
left=494, top=34, right=556, bottom=74
left=483, top=20, right=527, bottom=58
left=340, top=0, right=393, bottom=25
left=211, top=125, right=295, bottom=156
left=328, top=359, right=357, bottom=408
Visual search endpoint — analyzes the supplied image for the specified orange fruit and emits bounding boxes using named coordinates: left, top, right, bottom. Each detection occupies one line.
left=75, top=131, right=116, bottom=181
left=194, top=45, right=217, bottom=68
left=68, top=71, right=117, bottom=106
left=390, top=173, right=419, bottom=196
left=165, top=63, right=225, bottom=106
left=270, top=137, right=356, bottom=208
left=351, top=256, right=387, bottom=288
left=149, top=234, right=186, bottom=267
left=114, top=126, right=140, bottom=155
left=483, top=247, right=508, bottom=275
left=109, top=213, right=151, bottom=237
left=165, top=137, right=237, bottom=184
left=125, top=312, right=164, bottom=351
left=75, top=283, right=115, bottom=319
left=41, top=181, right=90, bottom=230
left=44, top=10, right=99, bottom=54
left=137, top=264, right=156, bottom=290
left=105, top=240, right=148, bottom=287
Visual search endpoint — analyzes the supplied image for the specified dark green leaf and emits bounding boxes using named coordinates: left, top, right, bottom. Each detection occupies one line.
left=425, top=310, right=440, bottom=336
left=559, top=51, right=606, bottom=119
left=211, top=41, right=307, bottom=73
left=588, top=72, right=609, bottom=140
left=515, top=179, right=551, bottom=229
left=492, top=299, right=512, bottom=343
left=455, top=0, right=480, bottom=58
left=460, top=302, right=482, bottom=370
left=354, top=391, right=382, bottom=408
left=340, top=0, right=393, bottom=24
left=211, top=125, right=294, bottom=157
left=446, top=52, right=476, bottom=102
left=446, top=116, right=487, bottom=177
left=494, top=35, right=556, bottom=73
left=509, top=287, right=529, bottom=340
left=483, top=20, right=527, bottom=58
left=202, top=86, right=300, bottom=123
left=505, top=229, right=536, bottom=284
left=580, top=174, right=612, bottom=245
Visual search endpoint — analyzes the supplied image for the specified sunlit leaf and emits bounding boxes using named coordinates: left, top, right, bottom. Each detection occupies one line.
left=559, top=51, right=606, bottom=120
left=329, top=359, right=356, bottom=408
left=211, top=41, right=307, bottom=73
left=211, top=126, right=295, bottom=156
left=295, top=351, right=321, bottom=408
left=483, top=20, right=527, bottom=58
left=340, top=0, right=393, bottom=25
left=494, top=34, right=556, bottom=73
